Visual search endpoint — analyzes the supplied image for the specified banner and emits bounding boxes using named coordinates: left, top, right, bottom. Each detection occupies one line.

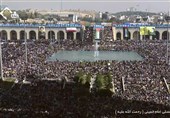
left=123, top=27, right=129, bottom=38
left=147, top=27, right=156, bottom=35
left=95, top=30, right=100, bottom=39
left=39, top=26, right=45, bottom=32
left=140, top=27, right=148, bottom=35
left=140, top=27, right=155, bottom=35
left=125, top=28, right=128, bottom=37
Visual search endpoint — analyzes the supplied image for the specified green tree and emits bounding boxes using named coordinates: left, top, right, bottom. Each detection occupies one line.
left=94, top=18, right=102, bottom=22
left=18, top=11, right=28, bottom=20
left=95, top=73, right=114, bottom=93
left=74, top=71, right=85, bottom=84
left=86, top=73, right=91, bottom=84
left=74, top=71, right=91, bottom=87
left=34, top=11, right=38, bottom=18
left=79, top=74, right=87, bottom=85
left=30, top=12, right=35, bottom=19
left=95, top=74, right=105, bottom=90
left=104, top=73, right=113, bottom=90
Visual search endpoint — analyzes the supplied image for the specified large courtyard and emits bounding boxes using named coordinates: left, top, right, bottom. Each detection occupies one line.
left=47, top=51, right=143, bottom=62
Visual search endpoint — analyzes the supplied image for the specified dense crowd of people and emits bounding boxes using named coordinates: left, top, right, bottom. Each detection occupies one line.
left=0, top=26, right=170, bottom=117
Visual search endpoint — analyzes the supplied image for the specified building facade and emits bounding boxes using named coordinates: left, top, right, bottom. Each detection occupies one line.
left=0, top=23, right=170, bottom=41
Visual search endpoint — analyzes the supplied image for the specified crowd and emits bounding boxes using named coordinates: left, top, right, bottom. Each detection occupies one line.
left=0, top=26, right=170, bottom=117
left=0, top=80, right=169, bottom=117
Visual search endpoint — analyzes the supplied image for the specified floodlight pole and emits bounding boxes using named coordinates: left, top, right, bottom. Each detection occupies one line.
left=143, top=26, right=146, bottom=47
left=24, top=20, right=28, bottom=64
left=0, top=33, right=3, bottom=80
left=50, top=9, right=52, bottom=43
left=0, top=0, right=4, bottom=80
left=166, top=11, right=169, bottom=65
left=81, top=26, right=84, bottom=47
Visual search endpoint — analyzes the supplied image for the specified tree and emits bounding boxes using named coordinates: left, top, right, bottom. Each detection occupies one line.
left=86, top=73, right=91, bottom=84
left=95, top=73, right=113, bottom=93
left=94, top=73, right=113, bottom=96
left=18, top=11, right=28, bottom=21
left=74, top=72, right=114, bottom=95
left=95, top=74, right=105, bottom=90
left=34, top=11, right=38, bottom=18
left=94, top=18, right=102, bottom=22
left=74, top=71, right=85, bottom=83
left=104, top=73, right=113, bottom=90
left=74, top=71, right=91, bottom=88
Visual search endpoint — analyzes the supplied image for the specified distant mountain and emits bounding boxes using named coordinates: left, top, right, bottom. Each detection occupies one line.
left=113, top=11, right=158, bottom=17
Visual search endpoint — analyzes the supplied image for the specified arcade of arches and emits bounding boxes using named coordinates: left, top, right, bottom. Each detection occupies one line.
left=116, top=30, right=169, bottom=40
left=0, top=29, right=169, bottom=40
left=0, top=30, right=81, bottom=40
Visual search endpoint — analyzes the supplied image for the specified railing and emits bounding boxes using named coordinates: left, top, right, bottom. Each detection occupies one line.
left=113, top=24, right=170, bottom=28
left=0, top=23, right=82, bottom=28
left=1, top=23, right=170, bottom=28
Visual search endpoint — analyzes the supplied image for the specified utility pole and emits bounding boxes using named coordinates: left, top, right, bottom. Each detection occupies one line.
left=50, top=9, right=52, bottom=44
left=24, top=20, right=28, bottom=64
left=166, top=11, right=170, bottom=65
left=22, top=13, right=28, bottom=64
left=81, top=26, right=84, bottom=48
left=0, top=33, right=3, bottom=80
left=0, top=0, right=4, bottom=80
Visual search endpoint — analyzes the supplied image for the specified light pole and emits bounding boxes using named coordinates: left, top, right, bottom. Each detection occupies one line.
left=165, top=11, right=170, bottom=65
left=0, top=0, right=4, bottom=80
left=20, top=12, right=28, bottom=65
left=50, top=9, right=53, bottom=44
left=24, top=20, right=28, bottom=64
left=81, top=26, right=84, bottom=48
left=0, top=33, right=3, bottom=80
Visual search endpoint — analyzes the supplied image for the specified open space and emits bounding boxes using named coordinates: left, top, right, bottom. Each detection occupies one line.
left=48, top=51, right=143, bottom=62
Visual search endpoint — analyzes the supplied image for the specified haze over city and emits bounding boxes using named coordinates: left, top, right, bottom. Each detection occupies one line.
left=1, top=0, right=170, bottom=13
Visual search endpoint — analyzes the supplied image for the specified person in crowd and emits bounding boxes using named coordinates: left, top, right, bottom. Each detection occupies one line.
left=0, top=26, right=170, bottom=117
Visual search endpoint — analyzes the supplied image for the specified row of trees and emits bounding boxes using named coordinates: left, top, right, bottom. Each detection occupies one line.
left=17, top=10, right=39, bottom=19
left=74, top=71, right=114, bottom=95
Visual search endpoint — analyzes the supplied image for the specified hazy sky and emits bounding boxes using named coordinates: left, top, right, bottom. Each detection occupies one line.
left=1, top=0, right=170, bottom=13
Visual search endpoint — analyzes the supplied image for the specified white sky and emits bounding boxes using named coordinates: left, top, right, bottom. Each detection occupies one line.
left=1, top=0, right=170, bottom=13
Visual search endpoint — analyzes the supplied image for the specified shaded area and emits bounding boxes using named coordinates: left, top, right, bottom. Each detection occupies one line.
left=0, top=80, right=170, bottom=117
left=0, top=30, right=8, bottom=40
left=116, top=32, right=121, bottom=40
left=29, top=30, right=36, bottom=40
left=10, top=30, right=17, bottom=40
left=57, top=31, right=64, bottom=40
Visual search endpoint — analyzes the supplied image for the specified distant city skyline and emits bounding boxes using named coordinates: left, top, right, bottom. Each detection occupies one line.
left=1, top=0, right=170, bottom=13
